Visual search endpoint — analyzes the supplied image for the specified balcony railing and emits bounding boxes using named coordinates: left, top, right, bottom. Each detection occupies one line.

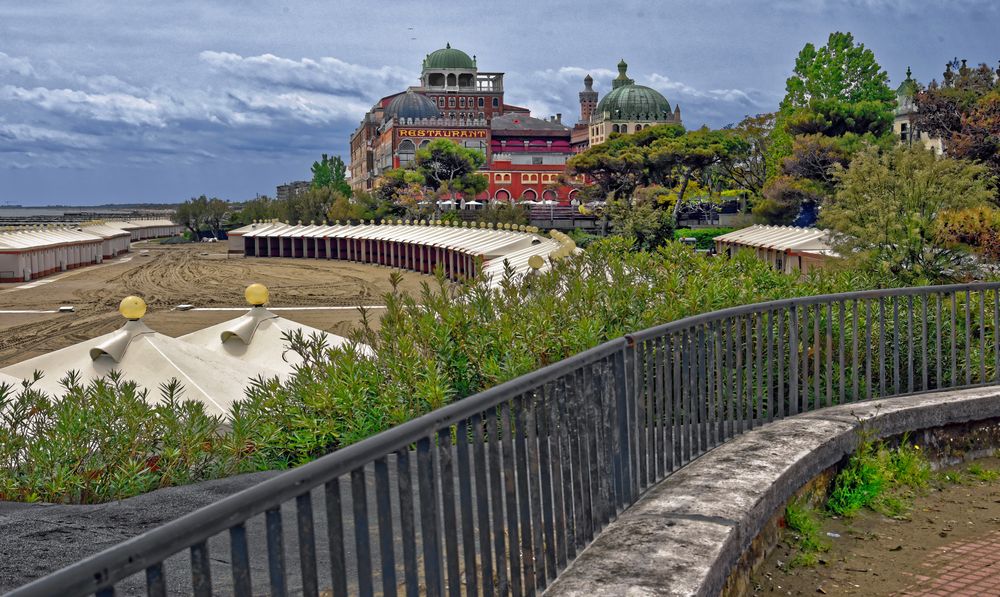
left=10, top=282, right=1000, bottom=596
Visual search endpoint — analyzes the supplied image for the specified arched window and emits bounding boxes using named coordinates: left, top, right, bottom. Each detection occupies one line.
left=418, top=140, right=430, bottom=149
left=521, top=188, right=538, bottom=201
left=542, top=189, right=558, bottom=202
left=612, top=124, right=620, bottom=133
left=635, top=124, right=642, bottom=131
left=478, top=112, right=484, bottom=119
left=492, top=98, right=499, bottom=108
left=397, top=139, right=416, bottom=168
left=428, top=73, right=444, bottom=87
left=495, top=189, right=511, bottom=202
left=478, top=97, right=484, bottom=108
left=447, top=73, right=457, bottom=86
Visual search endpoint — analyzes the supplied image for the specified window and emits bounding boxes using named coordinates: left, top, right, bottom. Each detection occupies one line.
left=459, top=97, right=466, bottom=108
left=397, top=139, right=415, bottom=168
left=612, top=124, right=619, bottom=133
left=478, top=112, right=484, bottom=119
left=448, top=97, right=455, bottom=107
left=449, top=112, right=455, bottom=119
left=437, top=97, right=444, bottom=107
left=495, top=173, right=511, bottom=184
left=478, top=97, right=484, bottom=108
left=492, top=98, right=499, bottom=108
left=532, top=157, right=543, bottom=165
left=521, top=173, right=538, bottom=184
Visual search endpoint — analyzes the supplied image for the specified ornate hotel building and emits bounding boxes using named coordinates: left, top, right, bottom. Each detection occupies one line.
left=349, top=45, right=681, bottom=203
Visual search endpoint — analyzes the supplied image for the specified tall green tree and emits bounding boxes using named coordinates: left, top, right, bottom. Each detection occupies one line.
left=719, top=113, right=774, bottom=199
left=204, top=198, right=230, bottom=239
left=414, top=139, right=488, bottom=201
left=781, top=31, right=894, bottom=109
left=820, top=145, right=995, bottom=283
left=311, top=154, right=352, bottom=198
left=173, top=195, right=209, bottom=237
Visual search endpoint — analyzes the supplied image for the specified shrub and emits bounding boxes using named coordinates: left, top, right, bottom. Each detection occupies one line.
left=0, top=239, right=884, bottom=502
left=673, top=227, right=735, bottom=250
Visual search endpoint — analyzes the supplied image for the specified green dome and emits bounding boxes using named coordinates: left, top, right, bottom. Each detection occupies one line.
left=596, top=84, right=672, bottom=121
left=896, top=67, right=918, bottom=98
left=595, top=60, right=673, bottom=121
left=423, top=43, right=476, bottom=70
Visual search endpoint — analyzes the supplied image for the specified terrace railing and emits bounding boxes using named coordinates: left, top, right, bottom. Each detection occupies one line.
left=10, top=282, right=1000, bottom=596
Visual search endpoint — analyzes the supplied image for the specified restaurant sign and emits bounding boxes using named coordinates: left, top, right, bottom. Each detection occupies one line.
left=397, top=128, right=487, bottom=139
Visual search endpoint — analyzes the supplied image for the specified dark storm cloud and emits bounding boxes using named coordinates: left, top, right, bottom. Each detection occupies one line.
left=0, top=0, right=997, bottom=204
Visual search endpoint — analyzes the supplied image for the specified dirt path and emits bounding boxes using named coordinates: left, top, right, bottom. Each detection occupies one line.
left=0, top=243, right=428, bottom=367
left=752, top=457, right=1000, bottom=596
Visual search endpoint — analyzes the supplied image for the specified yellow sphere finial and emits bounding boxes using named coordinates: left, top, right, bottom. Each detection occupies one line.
left=245, top=283, right=269, bottom=307
left=528, top=254, right=545, bottom=270
left=119, top=296, right=147, bottom=320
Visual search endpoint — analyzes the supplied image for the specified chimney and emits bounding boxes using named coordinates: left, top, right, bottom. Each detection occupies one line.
left=556, top=113, right=562, bottom=123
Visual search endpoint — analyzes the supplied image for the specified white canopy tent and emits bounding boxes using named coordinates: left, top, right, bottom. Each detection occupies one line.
left=0, top=303, right=285, bottom=417
left=714, top=225, right=835, bottom=274
left=179, top=304, right=370, bottom=374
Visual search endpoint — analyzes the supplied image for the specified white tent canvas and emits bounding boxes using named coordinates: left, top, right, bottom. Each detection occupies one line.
left=179, top=306, right=369, bottom=374
left=0, top=320, right=284, bottom=416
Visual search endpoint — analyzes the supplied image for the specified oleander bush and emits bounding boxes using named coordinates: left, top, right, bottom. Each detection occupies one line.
left=0, top=237, right=891, bottom=503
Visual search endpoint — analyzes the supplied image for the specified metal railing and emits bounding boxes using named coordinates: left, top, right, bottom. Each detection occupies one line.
left=10, top=283, right=1000, bottom=596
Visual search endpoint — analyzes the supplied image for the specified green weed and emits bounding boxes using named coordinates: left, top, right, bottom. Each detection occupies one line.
left=967, top=463, right=1000, bottom=482
left=784, top=500, right=829, bottom=567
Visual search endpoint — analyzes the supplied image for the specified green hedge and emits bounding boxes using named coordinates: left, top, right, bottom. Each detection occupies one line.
left=0, top=238, right=884, bottom=503
left=674, top=227, right=736, bottom=250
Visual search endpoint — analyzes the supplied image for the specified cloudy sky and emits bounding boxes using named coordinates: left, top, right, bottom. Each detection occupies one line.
left=1, top=0, right=997, bottom=206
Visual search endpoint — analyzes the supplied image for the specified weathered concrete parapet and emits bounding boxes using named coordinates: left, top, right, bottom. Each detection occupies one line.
left=544, top=388, right=1000, bottom=596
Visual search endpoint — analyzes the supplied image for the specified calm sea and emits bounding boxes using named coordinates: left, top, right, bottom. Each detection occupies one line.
left=0, top=207, right=136, bottom=217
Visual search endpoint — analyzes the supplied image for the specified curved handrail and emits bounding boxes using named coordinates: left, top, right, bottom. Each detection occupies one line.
left=10, top=282, right=1000, bottom=596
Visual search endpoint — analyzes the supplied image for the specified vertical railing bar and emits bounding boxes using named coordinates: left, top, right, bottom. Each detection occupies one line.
left=740, top=313, right=754, bottom=431
left=715, top=320, right=725, bottom=439
left=656, top=336, right=668, bottom=475
left=698, top=325, right=709, bottom=452
left=546, top=381, right=569, bottom=573
left=501, top=401, right=524, bottom=597
left=568, top=368, right=589, bottom=551
left=636, top=343, right=648, bottom=490
left=766, top=310, right=774, bottom=423
left=395, top=450, right=419, bottom=597
left=471, top=412, right=495, bottom=595
left=266, top=507, right=288, bottom=597
left=936, top=294, right=943, bottom=390
left=664, top=335, right=678, bottom=473
left=684, top=329, right=695, bottom=463
left=788, top=308, right=798, bottom=415
left=350, top=468, right=373, bottom=597
left=826, top=302, right=833, bottom=406
left=966, top=289, right=973, bottom=387
left=921, top=295, right=929, bottom=392
left=296, top=492, right=320, bottom=597
left=145, top=562, right=166, bottom=597
left=851, top=300, right=859, bottom=402
left=705, top=321, right=719, bottom=448
left=417, top=436, right=443, bottom=597
left=326, top=478, right=349, bottom=597
left=813, top=303, right=821, bottom=407
left=455, top=418, right=478, bottom=597
left=980, top=290, right=987, bottom=385
left=437, top=428, right=461, bottom=597
left=522, top=393, right=545, bottom=592
left=838, top=301, right=846, bottom=405
left=229, top=525, right=251, bottom=597
left=720, top=319, right=730, bottom=438
left=802, top=306, right=811, bottom=411
left=584, top=363, right=602, bottom=540
left=190, top=541, right=212, bottom=597
left=487, top=408, right=510, bottom=595
left=866, top=299, right=873, bottom=401
left=892, top=297, right=901, bottom=395
left=907, top=295, right=915, bottom=394
left=777, top=310, right=786, bottom=419
left=878, top=297, right=886, bottom=397
left=951, top=293, right=958, bottom=388
left=755, top=313, right=764, bottom=425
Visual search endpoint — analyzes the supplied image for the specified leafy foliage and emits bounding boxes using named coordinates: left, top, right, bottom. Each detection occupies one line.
left=673, top=227, right=734, bottom=250
left=781, top=31, right=894, bottom=109
left=827, top=429, right=930, bottom=518
left=311, top=154, right=352, bottom=198
left=820, top=145, right=995, bottom=283
left=0, top=241, right=883, bottom=502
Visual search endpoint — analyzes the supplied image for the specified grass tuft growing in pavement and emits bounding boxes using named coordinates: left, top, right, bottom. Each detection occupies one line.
left=784, top=500, right=829, bottom=567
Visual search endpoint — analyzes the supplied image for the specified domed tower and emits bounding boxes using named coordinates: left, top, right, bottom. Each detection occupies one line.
left=421, top=42, right=478, bottom=90
left=579, top=74, right=598, bottom=124
left=587, top=59, right=681, bottom=147
left=385, top=90, right=442, bottom=123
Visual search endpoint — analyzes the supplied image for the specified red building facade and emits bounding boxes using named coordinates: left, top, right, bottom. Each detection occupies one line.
left=350, top=44, right=577, bottom=203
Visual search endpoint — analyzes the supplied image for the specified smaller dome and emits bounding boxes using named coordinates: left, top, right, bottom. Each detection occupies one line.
left=423, top=43, right=476, bottom=70
left=896, top=66, right=918, bottom=98
left=385, top=91, right=441, bottom=121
